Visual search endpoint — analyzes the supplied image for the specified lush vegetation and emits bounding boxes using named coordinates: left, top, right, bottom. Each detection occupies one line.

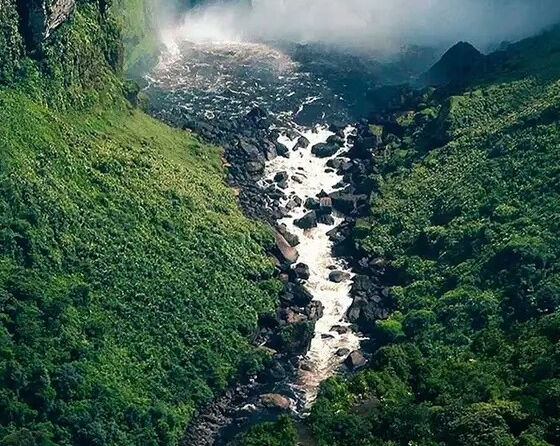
left=232, top=416, right=298, bottom=446
left=307, top=26, right=560, bottom=446
left=0, top=1, right=279, bottom=444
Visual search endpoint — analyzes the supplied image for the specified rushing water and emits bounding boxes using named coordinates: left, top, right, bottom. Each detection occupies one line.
left=266, top=127, right=361, bottom=405
left=145, top=30, right=374, bottom=408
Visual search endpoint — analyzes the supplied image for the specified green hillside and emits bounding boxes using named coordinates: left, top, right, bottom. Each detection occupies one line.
left=308, top=26, right=560, bottom=446
left=0, top=1, right=278, bottom=444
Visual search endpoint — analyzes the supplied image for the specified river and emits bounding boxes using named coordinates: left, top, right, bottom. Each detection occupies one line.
left=142, top=13, right=402, bottom=444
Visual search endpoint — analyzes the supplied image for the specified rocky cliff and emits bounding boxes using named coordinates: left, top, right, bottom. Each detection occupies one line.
left=15, top=0, right=76, bottom=48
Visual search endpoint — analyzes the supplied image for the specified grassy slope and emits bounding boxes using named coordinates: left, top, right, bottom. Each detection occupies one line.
left=308, top=27, right=560, bottom=446
left=0, top=2, right=279, bottom=445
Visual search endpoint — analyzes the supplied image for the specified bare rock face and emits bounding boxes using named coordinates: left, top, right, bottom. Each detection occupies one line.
left=19, top=0, right=76, bottom=48
left=258, top=393, right=292, bottom=410
left=274, top=230, right=299, bottom=264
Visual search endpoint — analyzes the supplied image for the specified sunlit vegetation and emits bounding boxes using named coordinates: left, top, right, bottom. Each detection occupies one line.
left=0, top=1, right=279, bottom=444
left=307, top=25, right=560, bottom=446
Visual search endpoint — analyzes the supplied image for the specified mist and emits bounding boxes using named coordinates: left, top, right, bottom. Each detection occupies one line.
left=164, top=0, right=560, bottom=52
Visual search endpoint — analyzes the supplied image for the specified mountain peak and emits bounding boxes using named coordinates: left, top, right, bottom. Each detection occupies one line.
left=423, top=41, right=484, bottom=86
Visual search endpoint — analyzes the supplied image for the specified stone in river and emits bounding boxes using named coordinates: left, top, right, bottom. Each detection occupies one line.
left=329, top=270, right=351, bottom=283
left=294, top=211, right=317, bottom=229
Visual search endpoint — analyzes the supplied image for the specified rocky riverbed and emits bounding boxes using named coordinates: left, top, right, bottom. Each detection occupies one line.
left=144, top=36, right=412, bottom=445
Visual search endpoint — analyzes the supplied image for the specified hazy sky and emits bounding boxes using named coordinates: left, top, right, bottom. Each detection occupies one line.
left=168, top=0, right=560, bottom=51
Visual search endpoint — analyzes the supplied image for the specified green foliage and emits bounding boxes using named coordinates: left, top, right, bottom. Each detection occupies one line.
left=232, top=416, right=298, bottom=446
left=0, top=87, right=277, bottom=444
left=309, top=26, right=560, bottom=446
left=0, top=0, right=23, bottom=83
left=112, top=0, right=161, bottom=74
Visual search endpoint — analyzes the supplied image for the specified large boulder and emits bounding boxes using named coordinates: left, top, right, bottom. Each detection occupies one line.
left=245, top=160, right=265, bottom=178
left=306, top=300, right=324, bottom=321
left=276, top=224, right=300, bottom=247
left=347, top=135, right=382, bottom=159
left=318, top=197, right=333, bottom=214
left=282, top=282, right=313, bottom=307
left=294, top=263, right=311, bottom=280
left=347, top=296, right=391, bottom=329
left=304, top=197, right=320, bottom=210
left=294, top=135, right=310, bottom=150
left=330, top=191, right=368, bottom=214
left=326, top=134, right=345, bottom=147
left=259, top=394, right=292, bottom=410
left=294, top=211, right=317, bottom=229
left=344, top=351, right=367, bottom=370
left=274, top=231, right=299, bottom=263
left=317, top=214, right=335, bottom=225
left=311, top=142, right=340, bottom=158
left=329, top=270, right=351, bottom=283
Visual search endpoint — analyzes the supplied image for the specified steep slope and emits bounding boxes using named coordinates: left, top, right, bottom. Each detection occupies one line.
left=306, top=26, right=560, bottom=446
left=0, top=1, right=279, bottom=445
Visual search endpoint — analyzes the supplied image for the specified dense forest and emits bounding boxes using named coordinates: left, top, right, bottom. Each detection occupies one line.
left=304, top=25, right=560, bottom=446
left=236, top=24, right=560, bottom=446
left=2, top=0, right=560, bottom=445
left=0, top=1, right=280, bottom=444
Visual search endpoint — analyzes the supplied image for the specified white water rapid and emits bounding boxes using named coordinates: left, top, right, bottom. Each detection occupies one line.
left=147, top=21, right=370, bottom=411
left=264, top=127, right=361, bottom=406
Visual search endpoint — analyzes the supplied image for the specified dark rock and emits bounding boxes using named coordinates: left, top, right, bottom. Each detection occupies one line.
left=311, top=142, right=340, bottom=158
left=294, top=211, right=317, bottom=229
left=246, top=106, right=268, bottom=121
left=304, top=197, right=320, bottom=210
left=291, top=175, right=304, bottom=184
left=294, top=263, right=310, bottom=280
left=276, top=224, right=300, bottom=247
left=259, top=394, right=291, bottom=410
left=263, top=141, right=278, bottom=161
left=329, top=270, right=351, bottom=283
left=270, top=321, right=314, bottom=355
left=291, top=195, right=303, bottom=207
left=285, top=199, right=299, bottom=211
left=271, top=208, right=290, bottom=220
left=276, top=142, right=289, bottom=157
left=317, top=214, right=335, bottom=225
left=283, top=282, right=313, bottom=307
left=347, top=135, right=382, bottom=159
left=333, top=181, right=346, bottom=189
left=336, top=348, right=351, bottom=357
left=327, top=158, right=345, bottom=170
left=344, top=351, right=367, bottom=370
left=266, top=361, right=287, bottom=381
left=331, top=325, right=349, bottom=335
left=274, top=171, right=289, bottom=183
left=245, top=161, right=265, bottom=179
left=239, top=140, right=263, bottom=161
left=351, top=275, right=375, bottom=295
left=294, top=135, right=310, bottom=149
left=330, top=191, right=367, bottom=214
left=329, top=121, right=346, bottom=133
left=423, top=41, right=484, bottom=86
left=347, top=297, right=390, bottom=328
left=318, top=197, right=333, bottom=214
left=327, top=134, right=345, bottom=147
left=306, top=300, right=324, bottom=321
left=274, top=231, right=299, bottom=263
left=267, top=187, right=286, bottom=200
left=300, top=361, right=314, bottom=372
